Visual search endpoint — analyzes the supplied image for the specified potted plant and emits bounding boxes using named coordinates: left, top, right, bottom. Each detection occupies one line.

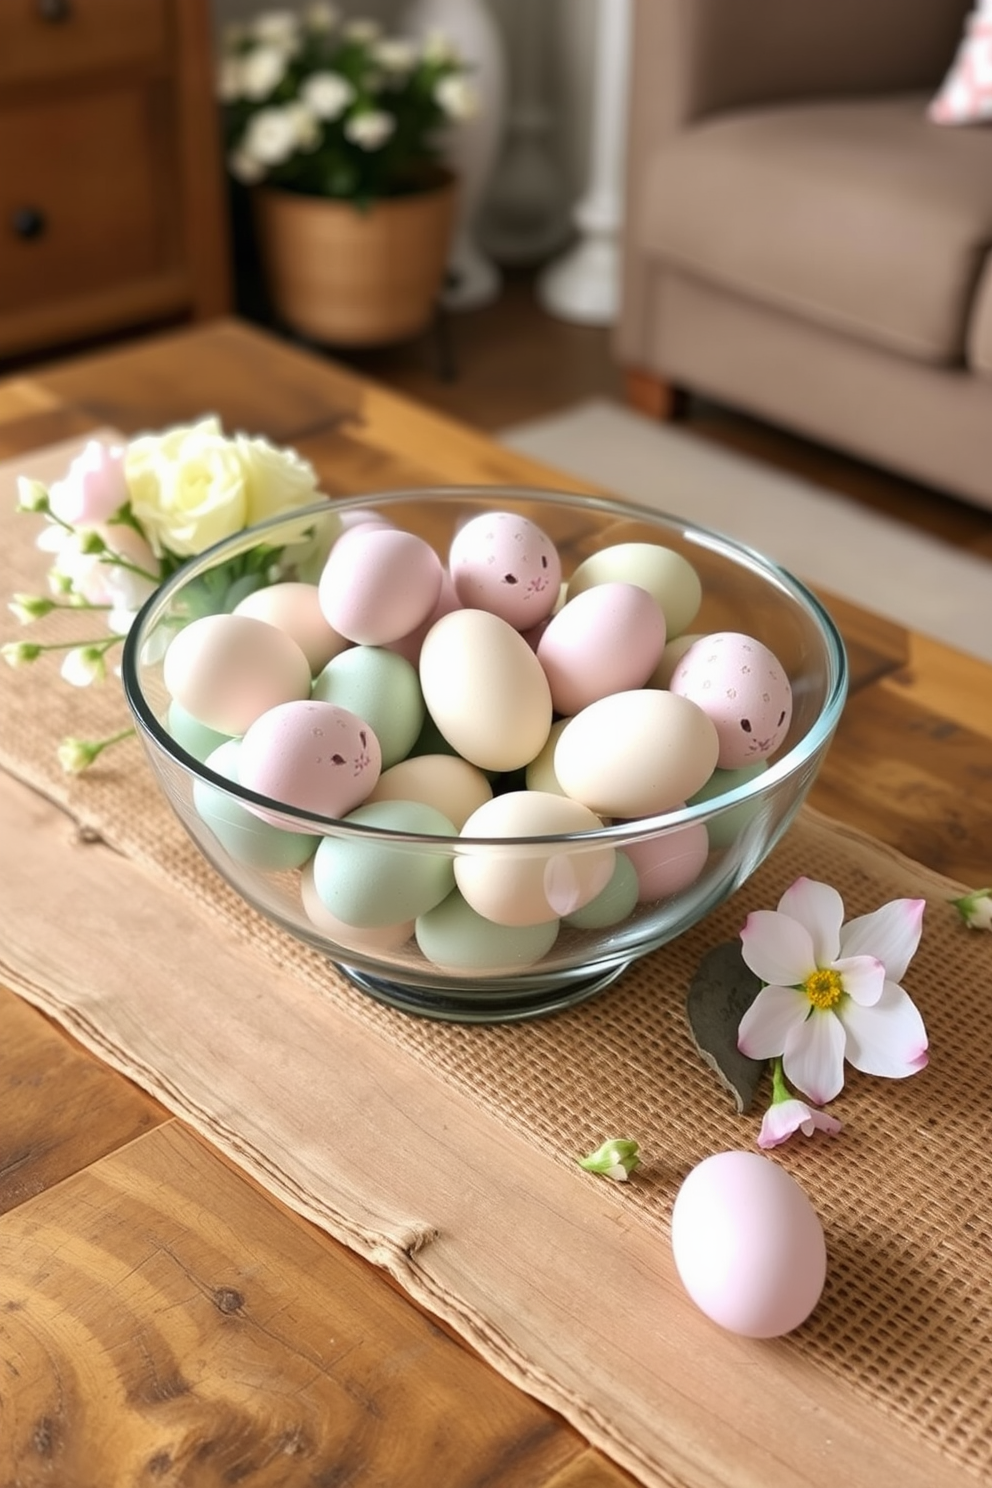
left=218, top=3, right=478, bottom=346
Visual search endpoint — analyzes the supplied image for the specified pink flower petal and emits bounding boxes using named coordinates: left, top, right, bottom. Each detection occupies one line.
left=839, top=898, right=925, bottom=982
left=758, top=1098, right=843, bottom=1149
left=833, top=953, right=885, bottom=1007
left=737, top=983, right=809, bottom=1059
left=839, top=981, right=929, bottom=1079
left=778, top=877, right=844, bottom=964
left=740, top=909, right=816, bottom=986
left=783, top=1008, right=847, bottom=1105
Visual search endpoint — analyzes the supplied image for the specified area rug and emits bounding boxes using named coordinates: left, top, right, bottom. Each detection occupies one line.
left=499, top=399, right=992, bottom=664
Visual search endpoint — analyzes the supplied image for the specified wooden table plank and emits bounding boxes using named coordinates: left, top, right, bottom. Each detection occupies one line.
left=0, top=985, right=168, bottom=1217
left=0, top=1122, right=591, bottom=1487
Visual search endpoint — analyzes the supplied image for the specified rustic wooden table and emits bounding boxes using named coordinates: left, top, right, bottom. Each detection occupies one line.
left=2, top=319, right=990, bottom=1486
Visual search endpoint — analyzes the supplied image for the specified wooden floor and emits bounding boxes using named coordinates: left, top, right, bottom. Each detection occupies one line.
left=328, top=266, right=992, bottom=563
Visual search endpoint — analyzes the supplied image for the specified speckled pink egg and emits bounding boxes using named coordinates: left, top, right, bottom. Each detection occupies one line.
left=238, top=699, right=381, bottom=822
left=318, top=526, right=443, bottom=645
left=670, top=632, right=793, bottom=769
left=448, top=511, right=561, bottom=629
left=536, top=581, right=666, bottom=716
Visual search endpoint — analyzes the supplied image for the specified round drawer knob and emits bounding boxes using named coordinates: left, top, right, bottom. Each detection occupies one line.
left=11, top=207, right=47, bottom=240
left=38, top=0, right=72, bottom=20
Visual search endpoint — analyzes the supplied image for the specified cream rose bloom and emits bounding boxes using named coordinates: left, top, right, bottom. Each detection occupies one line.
left=124, top=417, right=248, bottom=557
left=234, top=432, right=320, bottom=528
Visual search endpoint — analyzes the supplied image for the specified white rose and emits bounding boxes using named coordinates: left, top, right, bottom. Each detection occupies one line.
left=421, top=28, right=455, bottom=64
left=234, top=434, right=320, bottom=530
left=228, top=146, right=266, bottom=185
left=304, top=1, right=339, bottom=31
left=240, top=44, right=289, bottom=101
left=124, top=418, right=248, bottom=558
left=344, top=109, right=395, bottom=150
left=243, top=106, right=301, bottom=166
left=435, top=74, right=478, bottom=121
left=300, top=70, right=355, bottom=120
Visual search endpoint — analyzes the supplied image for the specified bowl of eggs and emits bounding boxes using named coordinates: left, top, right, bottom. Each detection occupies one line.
left=122, top=485, right=848, bottom=1023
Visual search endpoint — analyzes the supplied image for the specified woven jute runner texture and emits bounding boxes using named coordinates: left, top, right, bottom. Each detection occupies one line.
left=2, top=446, right=991, bottom=1484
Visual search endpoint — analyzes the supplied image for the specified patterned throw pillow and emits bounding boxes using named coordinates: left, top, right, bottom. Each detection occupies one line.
left=929, top=1, right=992, bottom=124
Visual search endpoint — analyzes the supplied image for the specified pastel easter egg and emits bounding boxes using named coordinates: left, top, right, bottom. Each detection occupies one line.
left=311, top=799, right=456, bottom=927
left=687, top=761, right=769, bottom=848
left=524, top=718, right=569, bottom=796
left=415, top=890, right=560, bottom=974
left=448, top=511, right=562, bottom=629
left=234, top=580, right=350, bottom=674
left=238, top=699, right=381, bottom=822
left=536, top=581, right=666, bottom=715
left=670, top=632, right=793, bottom=769
left=621, top=818, right=710, bottom=901
left=563, top=852, right=640, bottom=929
left=193, top=739, right=316, bottom=871
left=365, top=754, right=492, bottom=830
left=554, top=690, right=719, bottom=818
left=419, top=609, right=552, bottom=772
left=647, top=633, right=703, bottom=689
left=312, top=646, right=424, bottom=769
left=566, top=542, right=702, bottom=638
left=300, top=858, right=414, bottom=954
left=318, top=526, right=443, bottom=645
left=162, top=613, right=312, bottom=735
left=166, top=699, right=230, bottom=763
left=387, top=568, right=462, bottom=666
left=455, top=791, right=614, bottom=926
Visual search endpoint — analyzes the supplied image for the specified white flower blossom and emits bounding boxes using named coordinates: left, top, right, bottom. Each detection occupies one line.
left=61, top=645, right=108, bottom=688
left=304, top=2, right=339, bottom=33
left=216, top=55, right=243, bottom=103
left=434, top=73, right=478, bottom=120
left=342, top=18, right=382, bottom=44
left=299, top=70, right=355, bottom=121
left=344, top=109, right=395, bottom=150
left=251, top=9, right=300, bottom=46
left=240, top=44, right=290, bottom=101
left=228, top=146, right=267, bottom=185
left=243, top=105, right=303, bottom=166
left=420, top=28, right=455, bottom=64
left=951, top=887, right=992, bottom=929
left=372, top=38, right=418, bottom=72
left=737, top=877, right=928, bottom=1105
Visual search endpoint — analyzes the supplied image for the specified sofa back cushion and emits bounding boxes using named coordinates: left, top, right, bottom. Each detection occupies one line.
left=641, top=95, right=992, bottom=364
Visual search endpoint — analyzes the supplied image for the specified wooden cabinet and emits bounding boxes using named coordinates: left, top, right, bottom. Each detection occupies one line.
left=0, top=0, right=231, bottom=362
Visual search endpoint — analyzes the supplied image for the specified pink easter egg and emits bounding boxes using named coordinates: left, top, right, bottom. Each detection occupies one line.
left=449, top=511, right=561, bottom=629
left=670, top=632, right=793, bottom=769
left=238, top=699, right=381, bottom=823
left=318, top=526, right=443, bottom=645
left=621, top=817, right=710, bottom=901
left=536, top=581, right=667, bottom=716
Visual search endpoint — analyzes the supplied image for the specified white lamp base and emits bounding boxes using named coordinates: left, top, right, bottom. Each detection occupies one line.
left=536, top=236, right=619, bottom=326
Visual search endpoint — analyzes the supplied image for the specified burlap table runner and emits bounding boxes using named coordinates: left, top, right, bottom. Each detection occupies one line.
left=2, top=442, right=991, bottom=1487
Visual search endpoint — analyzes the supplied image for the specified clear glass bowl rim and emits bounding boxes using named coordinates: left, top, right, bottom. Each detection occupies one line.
left=121, top=483, right=849, bottom=849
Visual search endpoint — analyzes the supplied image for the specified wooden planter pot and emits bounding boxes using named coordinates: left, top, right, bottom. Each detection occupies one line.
left=252, top=174, right=458, bottom=348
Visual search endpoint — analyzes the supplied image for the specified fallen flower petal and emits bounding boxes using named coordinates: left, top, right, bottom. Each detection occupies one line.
left=578, top=1138, right=641, bottom=1181
left=950, top=887, right=992, bottom=931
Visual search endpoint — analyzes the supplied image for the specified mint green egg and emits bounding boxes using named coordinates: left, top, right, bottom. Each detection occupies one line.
left=688, top=761, right=768, bottom=849
left=194, top=739, right=316, bottom=872
left=167, top=700, right=231, bottom=763
left=416, top=890, right=559, bottom=973
left=312, top=799, right=455, bottom=928
left=312, top=646, right=424, bottom=768
left=564, top=852, right=639, bottom=929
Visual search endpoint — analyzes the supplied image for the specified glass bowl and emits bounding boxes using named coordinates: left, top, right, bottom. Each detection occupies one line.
left=122, top=486, right=848, bottom=1023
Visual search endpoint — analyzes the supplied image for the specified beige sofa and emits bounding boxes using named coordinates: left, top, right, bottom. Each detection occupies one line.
left=615, top=0, right=992, bottom=512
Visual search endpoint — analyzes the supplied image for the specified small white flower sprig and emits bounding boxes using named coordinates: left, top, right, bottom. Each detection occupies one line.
left=736, top=876, right=929, bottom=1150
left=4, top=416, right=325, bottom=773
left=950, top=886, right=992, bottom=930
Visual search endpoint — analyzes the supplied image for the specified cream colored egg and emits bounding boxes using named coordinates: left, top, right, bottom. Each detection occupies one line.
left=365, top=753, right=493, bottom=830
left=419, top=609, right=552, bottom=772
left=648, top=632, right=703, bottom=689
left=554, top=690, right=720, bottom=818
left=455, top=791, right=614, bottom=926
left=234, top=581, right=350, bottom=674
left=524, top=718, right=569, bottom=795
left=162, top=613, right=312, bottom=736
left=566, top=542, right=702, bottom=638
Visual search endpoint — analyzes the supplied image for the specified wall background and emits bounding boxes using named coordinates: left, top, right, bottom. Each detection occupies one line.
left=209, top=0, right=600, bottom=265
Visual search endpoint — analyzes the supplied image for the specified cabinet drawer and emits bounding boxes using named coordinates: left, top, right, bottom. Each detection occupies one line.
left=0, top=87, right=179, bottom=313
left=0, top=0, right=169, bottom=88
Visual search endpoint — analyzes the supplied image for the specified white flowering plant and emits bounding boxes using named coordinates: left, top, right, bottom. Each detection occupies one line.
left=219, top=3, right=478, bottom=206
left=4, top=419, right=334, bottom=773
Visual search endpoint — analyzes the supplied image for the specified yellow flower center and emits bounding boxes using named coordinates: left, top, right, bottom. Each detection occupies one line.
left=803, top=968, right=844, bottom=1010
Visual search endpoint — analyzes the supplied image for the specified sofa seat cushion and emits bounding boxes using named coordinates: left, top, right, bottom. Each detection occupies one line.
left=640, top=95, right=992, bottom=364
left=966, top=254, right=992, bottom=375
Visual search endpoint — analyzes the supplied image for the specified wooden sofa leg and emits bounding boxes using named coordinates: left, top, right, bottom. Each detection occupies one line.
left=623, top=368, right=687, bottom=422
